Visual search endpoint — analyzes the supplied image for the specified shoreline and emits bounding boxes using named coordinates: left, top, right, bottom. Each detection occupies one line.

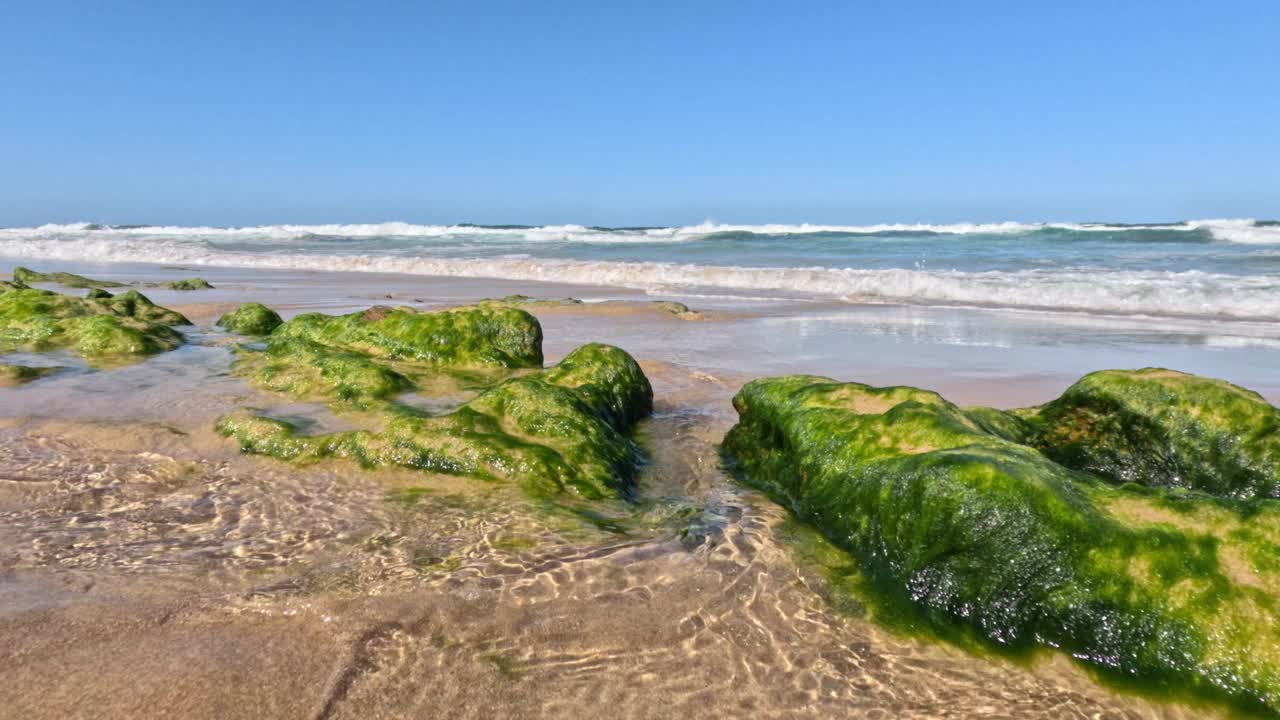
left=0, top=258, right=1271, bottom=719
left=6, top=260, right=1279, bottom=408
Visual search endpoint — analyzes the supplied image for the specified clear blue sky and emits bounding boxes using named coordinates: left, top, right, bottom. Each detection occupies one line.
left=2, top=1, right=1277, bottom=227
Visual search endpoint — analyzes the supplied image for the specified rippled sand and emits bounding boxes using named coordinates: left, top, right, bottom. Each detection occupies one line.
left=3, top=265, right=1269, bottom=719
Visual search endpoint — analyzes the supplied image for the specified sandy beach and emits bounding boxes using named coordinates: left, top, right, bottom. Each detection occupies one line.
left=3, top=261, right=1276, bottom=718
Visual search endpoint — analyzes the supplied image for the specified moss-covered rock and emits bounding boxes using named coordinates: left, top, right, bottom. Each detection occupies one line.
left=1027, top=369, right=1280, bottom=500
left=247, top=335, right=415, bottom=407
left=13, top=266, right=128, bottom=289
left=163, top=278, right=214, bottom=290
left=218, top=343, right=653, bottom=499
left=84, top=288, right=114, bottom=300
left=0, top=285, right=188, bottom=362
left=480, top=294, right=583, bottom=308
left=270, top=304, right=543, bottom=368
left=217, top=302, right=283, bottom=335
left=224, top=303, right=546, bottom=410
left=724, top=373, right=1280, bottom=715
left=0, top=362, right=61, bottom=386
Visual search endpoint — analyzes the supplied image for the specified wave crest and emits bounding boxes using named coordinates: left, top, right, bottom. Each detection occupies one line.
left=1, top=234, right=1276, bottom=321
left=2, top=218, right=1277, bottom=243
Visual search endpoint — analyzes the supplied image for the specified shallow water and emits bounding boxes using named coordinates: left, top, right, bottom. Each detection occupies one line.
left=1, top=263, right=1272, bottom=718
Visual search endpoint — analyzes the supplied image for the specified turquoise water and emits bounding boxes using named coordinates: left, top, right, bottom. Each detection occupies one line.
left=3, top=220, right=1279, bottom=319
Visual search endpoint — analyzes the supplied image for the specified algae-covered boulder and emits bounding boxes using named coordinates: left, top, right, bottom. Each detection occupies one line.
left=271, top=304, right=543, bottom=367
left=13, top=266, right=128, bottom=289
left=724, top=373, right=1280, bottom=714
left=218, top=343, right=652, bottom=499
left=0, top=285, right=188, bottom=362
left=218, top=302, right=650, bottom=499
left=217, top=302, right=283, bottom=335
left=1027, top=369, right=1280, bottom=500
left=225, top=304, right=544, bottom=409
left=163, top=278, right=214, bottom=290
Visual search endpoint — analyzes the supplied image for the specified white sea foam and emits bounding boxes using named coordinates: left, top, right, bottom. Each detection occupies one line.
left=1, top=233, right=1277, bottom=321
left=4, top=218, right=1277, bottom=243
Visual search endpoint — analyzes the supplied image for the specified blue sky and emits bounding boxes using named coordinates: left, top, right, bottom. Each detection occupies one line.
left=2, top=1, right=1277, bottom=226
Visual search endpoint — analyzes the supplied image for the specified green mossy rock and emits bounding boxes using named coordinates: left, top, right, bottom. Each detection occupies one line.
left=13, top=266, right=128, bottom=289
left=0, top=285, right=188, bottom=361
left=163, top=278, right=214, bottom=290
left=724, top=374, right=1280, bottom=715
left=0, top=362, right=60, bottom=386
left=480, top=294, right=583, bottom=308
left=247, top=335, right=415, bottom=407
left=217, top=343, right=653, bottom=499
left=271, top=304, right=544, bottom=367
left=217, top=302, right=283, bottom=335
left=1028, top=369, right=1280, bottom=500
left=84, top=288, right=114, bottom=300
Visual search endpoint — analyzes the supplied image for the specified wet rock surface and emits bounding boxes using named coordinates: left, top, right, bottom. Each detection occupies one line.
left=724, top=371, right=1280, bottom=715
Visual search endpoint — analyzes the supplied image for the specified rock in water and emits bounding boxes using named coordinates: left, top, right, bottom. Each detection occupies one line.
left=723, top=372, right=1280, bottom=715
left=12, top=266, right=129, bottom=289
left=217, top=302, right=283, bottom=335
left=163, top=278, right=214, bottom=290
left=217, top=304, right=652, bottom=500
left=0, top=283, right=188, bottom=362
left=268, top=304, right=545, bottom=367
left=0, top=362, right=61, bottom=386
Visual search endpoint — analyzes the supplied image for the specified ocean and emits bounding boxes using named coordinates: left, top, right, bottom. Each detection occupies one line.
left=3, top=218, right=1279, bottom=320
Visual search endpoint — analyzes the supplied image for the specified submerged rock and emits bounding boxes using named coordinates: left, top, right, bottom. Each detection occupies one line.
left=218, top=343, right=652, bottom=499
left=0, top=362, right=61, bottom=386
left=0, top=285, right=189, bottom=362
left=652, top=300, right=703, bottom=320
left=12, top=266, right=128, bottom=289
left=217, top=302, right=283, bottom=335
left=723, top=372, right=1280, bottom=714
left=162, top=278, right=214, bottom=290
left=480, top=294, right=584, bottom=307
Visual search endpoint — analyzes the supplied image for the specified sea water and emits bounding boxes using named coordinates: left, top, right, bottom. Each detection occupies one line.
left=3, top=218, right=1279, bottom=320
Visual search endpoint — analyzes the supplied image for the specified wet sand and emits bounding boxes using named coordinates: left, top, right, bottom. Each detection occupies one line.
left=4, top=262, right=1276, bottom=718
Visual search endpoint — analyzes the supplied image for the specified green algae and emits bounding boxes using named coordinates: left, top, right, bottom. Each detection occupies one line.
left=246, top=336, right=415, bottom=408
left=480, top=652, right=526, bottom=680
left=0, top=284, right=188, bottom=362
left=1027, top=368, right=1280, bottom=500
left=218, top=342, right=653, bottom=500
left=13, top=266, right=128, bottom=289
left=162, top=278, right=214, bottom=290
left=270, top=304, right=544, bottom=367
left=224, top=303, right=545, bottom=410
left=0, top=362, right=61, bottom=386
left=480, top=294, right=584, bottom=308
left=217, top=302, right=283, bottom=335
left=723, top=373, right=1280, bottom=716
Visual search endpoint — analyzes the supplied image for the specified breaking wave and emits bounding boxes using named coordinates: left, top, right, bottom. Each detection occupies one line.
left=3, top=218, right=1279, bottom=244
left=2, top=232, right=1277, bottom=321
